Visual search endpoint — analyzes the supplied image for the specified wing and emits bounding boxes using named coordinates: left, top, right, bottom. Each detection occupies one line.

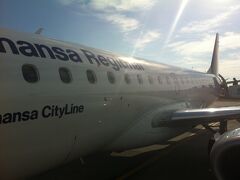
left=154, top=106, right=240, bottom=127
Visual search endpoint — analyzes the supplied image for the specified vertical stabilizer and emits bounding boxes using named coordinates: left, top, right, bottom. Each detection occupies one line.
left=207, top=33, right=219, bottom=75
left=35, top=28, right=44, bottom=35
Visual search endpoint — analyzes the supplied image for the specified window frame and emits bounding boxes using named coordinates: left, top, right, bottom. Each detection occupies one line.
left=124, top=74, right=131, bottom=84
left=166, top=76, right=171, bottom=84
left=148, top=75, right=153, bottom=84
left=107, top=71, right=116, bottom=84
left=22, top=64, right=40, bottom=83
left=86, top=69, right=97, bottom=84
left=137, top=74, right=143, bottom=84
left=157, top=76, right=162, bottom=84
left=59, top=67, right=72, bottom=84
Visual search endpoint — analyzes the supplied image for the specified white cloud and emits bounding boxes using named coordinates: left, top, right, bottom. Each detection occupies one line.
left=168, top=35, right=214, bottom=56
left=220, top=54, right=240, bottom=79
left=167, top=53, right=240, bottom=78
left=58, top=0, right=76, bottom=5
left=58, top=0, right=161, bottom=51
left=134, top=30, right=161, bottom=50
left=58, top=0, right=156, bottom=13
left=57, top=0, right=157, bottom=33
left=168, top=32, right=240, bottom=56
left=104, top=14, right=140, bottom=32
left=165, top=0, right=189, bottom=44
left=181, top=5, right=240, bottom=33
left=90, top=0, right=156, bottom=12
left=169, top=57, right=209, bottom=72
left=167, top=33, right=240, bottom=79
left=221, top=32, right=240, bottom=50
left=58, top=0, right=157, bottom=32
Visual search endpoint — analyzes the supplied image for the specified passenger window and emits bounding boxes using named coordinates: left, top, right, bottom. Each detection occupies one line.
left=137, top=74, right=143, bottom=84
left=148, top=76, right=153, bottom=84
left=59, top=67, right=72, bottom=83
left=191, top=79, right=194, bottom=84
left=86, top=69, right=97, bottom=84
left=158, top=76, right=162, bottom=84
left=173, top=77, right=178, bottom=83
left=22, top=64, right=39, bottom=83
left=125, top=74, right=131, bottom=84
left=166, top=76, right=171, bottom=84
left=181, top=78, right=184, bottom=84
left=107, top=71, right=115, bottom=84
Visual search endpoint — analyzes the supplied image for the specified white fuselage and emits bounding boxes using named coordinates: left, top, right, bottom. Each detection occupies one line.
left=0, top=28, right=219, bottom=179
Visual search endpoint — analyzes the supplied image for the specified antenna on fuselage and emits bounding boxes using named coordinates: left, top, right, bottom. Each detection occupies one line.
left=35, top=28, right=44, bottom=35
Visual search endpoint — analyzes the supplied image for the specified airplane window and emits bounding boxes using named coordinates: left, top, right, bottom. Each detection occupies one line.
left=107, top=71, right=115, bottom=84
left=181, top=77, right=184, bottom=84
left=166, top=76, right=171, bottom=84
left=22, top=64, right=39, bottom=83
left=190, top=78, right=193, bottom=84
left=158, top=76, right=162, bottom=84
left=124, top=74, right=131, bottom=84
left=86, top=69, right=97, bottom=84
left=191, top=79, right=194, bottom=84
left=173, top=77, right=178, bottom=83
left=148, top=76, right=153, bottom=84
left=137, top=74, right=143, bottom=84
left=59, top=67, right=72, bottom=83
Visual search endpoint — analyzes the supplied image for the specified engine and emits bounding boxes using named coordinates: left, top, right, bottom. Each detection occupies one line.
left=210, top=128, right=240, bottom=180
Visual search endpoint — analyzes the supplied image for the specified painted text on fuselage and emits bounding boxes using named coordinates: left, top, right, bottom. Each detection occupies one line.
left=0, top=37, right=144, bottom=71
left=0, top=104, right=84, bottom=125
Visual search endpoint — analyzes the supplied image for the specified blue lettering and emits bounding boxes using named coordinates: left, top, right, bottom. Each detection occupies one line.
left=17, top=41, right=39, bottom=57
left=0, top=37, right=144, bottom=72
left=52, top=47, right=69, bottom=61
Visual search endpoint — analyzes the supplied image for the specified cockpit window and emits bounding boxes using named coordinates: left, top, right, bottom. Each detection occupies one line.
left=22, top=64, right=39, bottom=83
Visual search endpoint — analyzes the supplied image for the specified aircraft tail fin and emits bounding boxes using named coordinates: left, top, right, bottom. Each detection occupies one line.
left=35, top=28, right=44, bottom=35
left=207, top=33, right=219, bottom=75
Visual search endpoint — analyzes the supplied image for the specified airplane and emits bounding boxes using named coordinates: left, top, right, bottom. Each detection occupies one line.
left=0, top=27, right=240, bottom=180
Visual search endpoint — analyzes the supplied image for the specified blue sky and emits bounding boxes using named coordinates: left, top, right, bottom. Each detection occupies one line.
left=1, top=0, right=240, bottom=79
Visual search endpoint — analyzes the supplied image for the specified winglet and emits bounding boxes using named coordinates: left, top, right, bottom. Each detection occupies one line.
left=207, top=33, right=219, bottom=75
